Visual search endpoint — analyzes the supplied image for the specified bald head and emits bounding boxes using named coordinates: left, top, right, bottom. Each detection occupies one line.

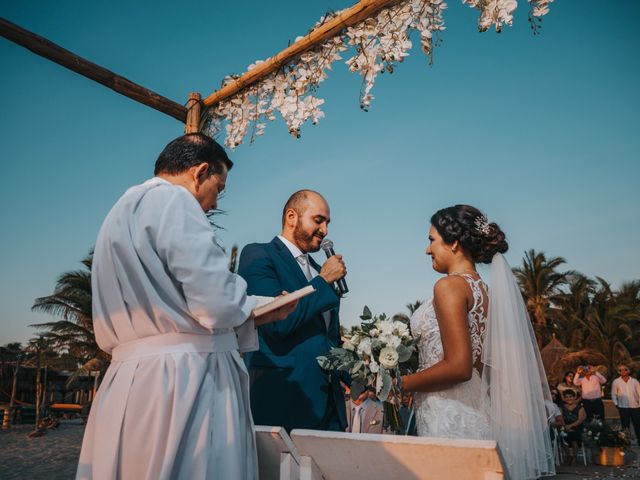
left=281, top=190, right=325, bottom=226
left=281, top=190, right=330, bottom=253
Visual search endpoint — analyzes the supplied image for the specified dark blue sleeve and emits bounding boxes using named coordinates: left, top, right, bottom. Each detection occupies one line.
left=238, top=243, right=339, bottom=338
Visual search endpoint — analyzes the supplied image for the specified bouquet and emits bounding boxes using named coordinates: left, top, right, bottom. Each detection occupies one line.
left=317, top=306, right=418, bottom=433
left=581, top=419, right=631, bottom=449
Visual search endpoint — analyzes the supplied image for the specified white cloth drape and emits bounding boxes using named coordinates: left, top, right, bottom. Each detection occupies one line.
left=77, top=178, right=259, bottom=480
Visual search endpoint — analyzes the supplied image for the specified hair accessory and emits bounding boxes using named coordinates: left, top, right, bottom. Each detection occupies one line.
left=474, top=215, right=491, bottom=235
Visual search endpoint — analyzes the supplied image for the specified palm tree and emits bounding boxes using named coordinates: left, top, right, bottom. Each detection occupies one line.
left=579, top=278, right=640, bottom=377
left=513, top=250, right=573, bottom=345
left=24, top=335, right=57, bottom=429
left=406, top=301, right=423, bottom=315
left=616, top=281, right=640, bottom=359
left=550, top=274, right=595, bottom=349
left=30, top=252, right=109, bottom=389
left=1, top=342, right=23, bottom=429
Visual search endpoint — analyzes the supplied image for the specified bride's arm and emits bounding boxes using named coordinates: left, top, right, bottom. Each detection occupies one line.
left=401, top=276, right=473, bottom=393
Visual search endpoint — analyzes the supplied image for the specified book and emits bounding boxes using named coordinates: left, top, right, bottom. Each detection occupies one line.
left=252, top=285, right=316, bottom=317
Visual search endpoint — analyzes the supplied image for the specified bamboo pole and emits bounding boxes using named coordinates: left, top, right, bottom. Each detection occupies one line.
left=4, top=363, right=20, bottom=430
left=35, top=365, right=42, bottom=429
left=184, top=93, right=202, bottom=133
left=202, top=0, right=404, bottom=108
left=0, top=17, right=188, bottom=123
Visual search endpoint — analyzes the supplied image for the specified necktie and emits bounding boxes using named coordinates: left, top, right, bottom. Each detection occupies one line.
left=298, top=254, right=313, bottom=281
left=298, top=254, right=331, bottom=329
left=352, top=405, right=362, bottom=433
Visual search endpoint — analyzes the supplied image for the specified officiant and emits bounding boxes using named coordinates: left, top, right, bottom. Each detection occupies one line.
left=239, top=189, right=348, bottom=431
left=77, top=133, right=297, bottom=480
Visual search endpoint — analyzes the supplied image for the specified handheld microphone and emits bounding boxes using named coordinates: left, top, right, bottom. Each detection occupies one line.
left=320, top=238, right=349, bottom=296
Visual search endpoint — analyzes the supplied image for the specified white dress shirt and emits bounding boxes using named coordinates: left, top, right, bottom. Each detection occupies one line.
left=611, top=377, right=640, bottom=408
left=278, top=235, right=331, bottom=329
left=573, top=371, right=606, bottom=399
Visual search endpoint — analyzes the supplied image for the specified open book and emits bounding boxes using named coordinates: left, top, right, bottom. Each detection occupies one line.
left=252, top=285, right=316, bottom=317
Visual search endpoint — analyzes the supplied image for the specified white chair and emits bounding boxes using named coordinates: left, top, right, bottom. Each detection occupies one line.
left=551, top=427, right=562, bottom=465
left=576, top=442, right=588, bottom=466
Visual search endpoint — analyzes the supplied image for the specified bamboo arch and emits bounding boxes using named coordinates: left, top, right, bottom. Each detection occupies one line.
left=1, top=0, right=405, bottom=135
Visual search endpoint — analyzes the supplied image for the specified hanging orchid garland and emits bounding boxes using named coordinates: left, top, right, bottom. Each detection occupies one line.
left=204, top=0, right=553, bottom=148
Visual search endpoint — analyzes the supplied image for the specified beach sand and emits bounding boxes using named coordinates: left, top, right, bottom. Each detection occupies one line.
left=0, top=420, right=84, bottom=480
left=0, top=421, right=638, bottom=479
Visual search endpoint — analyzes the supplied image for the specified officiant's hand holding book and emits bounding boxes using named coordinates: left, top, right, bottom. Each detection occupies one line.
left=252, top=285, right=316, bottom=326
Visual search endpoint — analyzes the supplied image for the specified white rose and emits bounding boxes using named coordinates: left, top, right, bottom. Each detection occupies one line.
left=357, top=337, right=372, bottom=356
left=369, top=360, right=379, bottom=373
left=343, top=340, right=356, bottom=351
left=379, top=347, right=399, bottom=369
left=376, top=320, right=393, bottom=336
left=393, top=321, right=410, bottom=338
left=381, top=334, right=401, bottom=348
left=369, top=328, right=379, bottom=337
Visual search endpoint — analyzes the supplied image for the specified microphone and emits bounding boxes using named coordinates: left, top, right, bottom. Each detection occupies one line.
left=320, top=238, right=349, bottom=296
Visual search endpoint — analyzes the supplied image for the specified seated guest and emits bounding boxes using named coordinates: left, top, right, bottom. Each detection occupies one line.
left=557, top=371, right=579, bottom=397
left=346, top=388, right=386, bottom=434
left=573, top=365, right=606, bottom=421
left=560, top=390, right=587, bottom=465
left=546, top=389, right=564, bottom=444
left=547, top=389, right=564, bottom=427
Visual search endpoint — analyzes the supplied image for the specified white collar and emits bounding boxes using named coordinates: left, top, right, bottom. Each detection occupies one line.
left=278, top=235, right=307, bottom=260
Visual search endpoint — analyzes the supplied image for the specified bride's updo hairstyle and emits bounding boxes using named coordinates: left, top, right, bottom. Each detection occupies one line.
left=430, top=205, right=508, bottom=264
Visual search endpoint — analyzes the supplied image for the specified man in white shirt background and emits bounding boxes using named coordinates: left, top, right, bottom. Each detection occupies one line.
left=573, top=365, right=606, bottom=421
left=611, top=364, right=640, bottom=446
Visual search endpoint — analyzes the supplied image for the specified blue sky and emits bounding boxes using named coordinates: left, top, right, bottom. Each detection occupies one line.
left=1, top=0, right=639, bottom=345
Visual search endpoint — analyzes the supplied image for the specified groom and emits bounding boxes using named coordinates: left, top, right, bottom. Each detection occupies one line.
left=238, top=190, right=347, bottom=431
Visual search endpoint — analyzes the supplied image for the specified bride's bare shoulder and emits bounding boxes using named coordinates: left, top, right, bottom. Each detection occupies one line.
left=433, top=275, right=469, bottom=300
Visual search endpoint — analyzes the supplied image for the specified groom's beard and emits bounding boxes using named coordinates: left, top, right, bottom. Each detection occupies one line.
left=293, top=224, right=323, bottom=253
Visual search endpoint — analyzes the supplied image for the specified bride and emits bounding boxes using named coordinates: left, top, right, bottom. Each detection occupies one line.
left=401, top=205, right=555, bottom=480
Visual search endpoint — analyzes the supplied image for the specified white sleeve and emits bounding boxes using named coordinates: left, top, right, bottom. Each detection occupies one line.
left=151, top=187, right=256, bottom=330
left=235, top=295, right=273, bottom=352
left=596, top=372, right=606, bottom=384
left=611, top=379, right=618, bottom=406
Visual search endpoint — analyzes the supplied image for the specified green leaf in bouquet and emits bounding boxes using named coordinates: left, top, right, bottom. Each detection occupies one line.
left=316, top=356, right=330, bottom=370
left=376, top=367, right=392, bottom=402
left=350, top=379, right=366, bottom=400
left=371, top=338, right=383, bottom=352
left=396, top=344, right=412, bottom=363
left=351, top=360, right=364, bottom=376
left=337, top=359, right=356, bottom=373
left=360, top=305, right=372, bottom=320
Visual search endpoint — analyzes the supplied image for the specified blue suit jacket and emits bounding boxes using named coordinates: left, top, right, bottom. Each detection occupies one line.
left=239, top=237, right=346, bottom=431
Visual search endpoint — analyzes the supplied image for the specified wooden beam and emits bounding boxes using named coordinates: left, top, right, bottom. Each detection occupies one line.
left=202, top=0, right=404, bottom=108
left=184, top=92, right=202, bottom=133
left=0, top=17, right=187, bottom=123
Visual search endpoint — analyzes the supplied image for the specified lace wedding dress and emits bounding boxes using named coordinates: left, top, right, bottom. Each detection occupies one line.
left=410, top=273, right=491, bottom=440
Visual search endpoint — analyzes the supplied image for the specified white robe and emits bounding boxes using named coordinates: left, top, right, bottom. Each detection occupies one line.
left=77, top=177, right=260, bottom=480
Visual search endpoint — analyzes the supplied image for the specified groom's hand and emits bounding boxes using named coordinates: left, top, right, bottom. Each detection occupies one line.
left=319, top=255, right=347, bottom=284
left=253, top=292, right=299, bottom=327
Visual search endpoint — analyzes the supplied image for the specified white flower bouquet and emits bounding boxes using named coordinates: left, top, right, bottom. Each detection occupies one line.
left=317, top=306, right=418, bottom=433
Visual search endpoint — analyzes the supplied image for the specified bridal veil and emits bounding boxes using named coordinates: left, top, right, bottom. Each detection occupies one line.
left=481, top=253, right=555, bottom=479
